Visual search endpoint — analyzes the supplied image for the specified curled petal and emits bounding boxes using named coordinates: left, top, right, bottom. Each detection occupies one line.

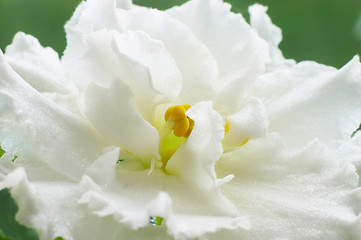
left=223, top=98, right=268, bottom=147
left=83, top=80, right=159, bottom=161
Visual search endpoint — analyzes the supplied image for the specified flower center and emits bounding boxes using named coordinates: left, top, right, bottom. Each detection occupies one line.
left=164, top=104, right=194, bottom=138
left=159, top=104, right=194, bottom=168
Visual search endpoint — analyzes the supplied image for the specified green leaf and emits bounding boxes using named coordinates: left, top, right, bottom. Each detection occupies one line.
left=0, top=189, right=39, bottom=240
left=149, top=216, right=164, bottom=226
left=0, top=145, right=5, bottom=158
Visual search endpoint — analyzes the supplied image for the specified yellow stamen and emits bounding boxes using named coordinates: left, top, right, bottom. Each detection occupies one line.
left=174, top=118, right=190, bottom=137
left=224, top=120, right=231, bottom=135
left=240, top=138, right=250, bottom=146
left=184, top=119, right=194, bottom=138
left=164, top=104, right=194, bottom=138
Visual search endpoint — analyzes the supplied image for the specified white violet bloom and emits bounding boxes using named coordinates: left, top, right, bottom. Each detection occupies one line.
left=1, top=0, right=361, bottom=239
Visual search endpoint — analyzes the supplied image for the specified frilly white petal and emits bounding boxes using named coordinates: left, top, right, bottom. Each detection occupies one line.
left=0, top=167, right=136, bottom=240
left=116, top=7, right=217, bottom=103
left=249, top=4, right=295, bottom=70
left=1, top=0, right=361, bottom=239
left=64, top=29, right=182, bottom=120
left=112, top=30, right=182, bottom=103
left=64, top=0, right=121, bottom=60
left=256, top=56, right=361, bottom=149
left=167, top=214, right=249, bottom=240
left=249, top=4, right=281, bottom=47
left=0, top=51, right=104, bottom=179
left=78, top=143, right=247, bottom=239
left=0, top=168, right=76, bottom=240
left=167, top=0, right=269, bottom=84
left=217, top=134, right=361, bottom=239
left=5, top=32, right=66, bottom=93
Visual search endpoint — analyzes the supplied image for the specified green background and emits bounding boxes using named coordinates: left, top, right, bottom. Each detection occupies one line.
left=0, top=0, right=361, bottom=68
left=0, top=0, right=361, bottom=239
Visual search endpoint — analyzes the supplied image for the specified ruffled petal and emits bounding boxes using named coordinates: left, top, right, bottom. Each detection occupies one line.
left=216, top=134, right=361, bottom=239
left=112, top=30, right=182, bottom=103
left=335, top=132, right=361, bottom=179
left=255, top=56, right=361, bottom=149
left=116, top=7, right=217, bottom=103
left=0, top=51, right=104, bottom=180
left=249, top=4, right=281, bottom=48
left=63, top=0, right=121, bottom=60
left=0, top=167, right=132, bottom=240
left=80, top=146, right=249, bottom=239
left=5, top=32, right=66, bottom=93
left=0, top=168, right=80, bottom=240
left=65, top=0, right=217, bottom=104
left=249, top=4, right=295, bottom=70
left=167, top=0, right=269, bottom=84
left=64, top=29, right=182, bottom=121
left=63, top=30, right=157, bottom=118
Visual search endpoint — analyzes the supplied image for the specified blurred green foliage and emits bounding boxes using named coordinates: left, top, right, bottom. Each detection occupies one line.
left=1, top=0, right=360, bottom=67
left=0, top=0, right=82, bottom=56
left=0, top=189, right=38, bottom=240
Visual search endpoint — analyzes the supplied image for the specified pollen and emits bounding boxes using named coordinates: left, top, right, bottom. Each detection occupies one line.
left=164, top=104, right=194, bottom=138
left=224, top=120, right=231, bottom=135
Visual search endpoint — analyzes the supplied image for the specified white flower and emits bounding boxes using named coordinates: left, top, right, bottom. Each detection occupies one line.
left=1, top=0, right=361, bottom=239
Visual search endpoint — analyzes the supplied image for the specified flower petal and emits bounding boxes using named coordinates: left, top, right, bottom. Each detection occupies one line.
left=166, top=102, right=223, bottom=189
left=0, top=51, right=104, bottom=179
left=249, top=4, right=295, bottom=70
left=64, top=29, right=182, bottom=121
left=255, top=56, right=361, bottom=149
left=249, top=4, right=281, bottom=48
left=165, top=102, right=240, bottom=217
left=79, top=144, right=248, bottom=239
left=223, top=98, right=268, bottom=147
left=112, top=30, right=182, bottom=103
left=167, top=0, right=269, bottom=83
left=5, top=32, right=66, bottom=93
left=117, top=7, right=217, bottom=103
left=0, top=167, right=129, bottom=240
left=63, top=0, right=121, bottom=60
left=213, top=55, right=265, bottom=115
left=83, top=80, right=159, bottom=161
left=217, top=134, right=361, bottom=239
left=65, top=0, right=217, bottom=104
